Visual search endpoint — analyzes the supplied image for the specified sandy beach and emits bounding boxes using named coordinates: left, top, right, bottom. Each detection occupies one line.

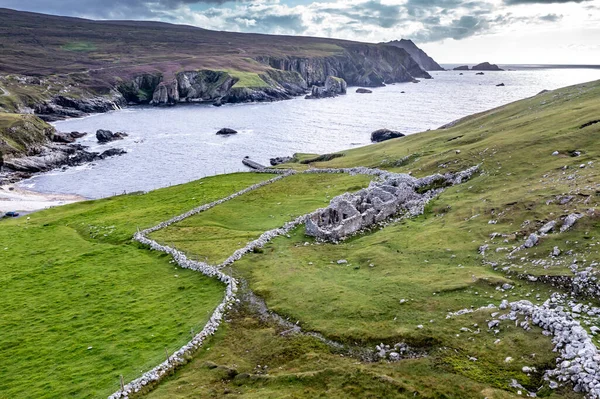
left=0, top=185, right=85, bottom=214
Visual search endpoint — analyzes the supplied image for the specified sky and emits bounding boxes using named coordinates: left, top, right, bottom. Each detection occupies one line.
left=2, top=0, right=599, bottom=64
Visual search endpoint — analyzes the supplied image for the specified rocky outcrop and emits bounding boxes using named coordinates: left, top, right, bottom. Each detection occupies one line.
left=453, top=65, right=469, bottom=71
left=305, top=166, right=479, bottom=242
left=4, top=143, right=126, bottom=173
left=472, top=62, right=504, bottom=71
left=96, top=129, right=128, bottom=143
left=305, top=76, right=347, bottom=99
left=34, top=93, right=125, bottom=122
left=384, top=39, right=444, bottom=71
left=371, top=128, right=405, bottom=142
left=255, top=44, right=430, bottom=89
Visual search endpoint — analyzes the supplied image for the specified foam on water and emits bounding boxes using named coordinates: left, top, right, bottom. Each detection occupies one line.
left=21, top=67, right=600, bottom=199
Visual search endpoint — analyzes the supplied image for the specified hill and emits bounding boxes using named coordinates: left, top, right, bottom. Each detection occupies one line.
left=385, top=39, right=445, bottom=71
left=1, top=79, right=599, bottom=398
left=0, top=8, right=430, bottom=120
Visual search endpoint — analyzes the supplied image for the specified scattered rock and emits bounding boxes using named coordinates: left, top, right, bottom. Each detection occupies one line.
left=539, top=220, right=556, bottom=234
left=552, top=246, right=561, bottom=257
left=523, top=233, right=539, bottom=248
left=96, top=129, right=128, bottom=143
left=216, top=128, right=238, bottom=135
left=560, top=213, right=582, bottom=232
left=370, top=128, right=405, bottom=143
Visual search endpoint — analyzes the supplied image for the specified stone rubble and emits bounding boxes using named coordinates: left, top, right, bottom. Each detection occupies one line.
left=305, top=165, right=480, bottom=242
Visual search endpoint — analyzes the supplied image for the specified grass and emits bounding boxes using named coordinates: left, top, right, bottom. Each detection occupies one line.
left=61, top=41, right=97, bottom=52
left=141, top=80, right=600, bottom=397
left=2, top=80, right=599, bottom=398
left=0, top=172, right=274, bottom=398
left=0, top=112, right=51, bottom=156
left=226, top=70, right=270, bottom=89
left=150, top=173, right=372, bottom=265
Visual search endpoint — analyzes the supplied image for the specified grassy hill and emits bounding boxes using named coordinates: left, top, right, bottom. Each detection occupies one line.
left=0, top=8, right=428, bottom=116
left=1, top=80, right=599, bottom=398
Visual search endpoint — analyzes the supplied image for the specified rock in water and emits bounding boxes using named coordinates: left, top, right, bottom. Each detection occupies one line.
left=305, top=76, right=347, bottom=99
left=475, top=72, right=485, bottom=75
left=472, top=62, right=504, bottom=71
left=496, top=83, right=505, bottom=87
left=216, top=128, right=238, bottom=135
left=356, top=88, right=373, bottom=94
left=453, top=65, right=469, bottom=71
left=384, top=39, right=444, bottom=71
left=371, top=129, right=405, bottom=143
left=96, top=129, right=128, bottom=143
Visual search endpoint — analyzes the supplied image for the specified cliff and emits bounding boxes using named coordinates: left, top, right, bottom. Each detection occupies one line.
left=384, top=39, right=444, bottom=71
left=0, top=8, right=431, bottom=119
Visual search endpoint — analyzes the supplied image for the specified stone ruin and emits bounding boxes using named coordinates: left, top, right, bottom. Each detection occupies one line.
left=305, top=165, right=479, bottom=242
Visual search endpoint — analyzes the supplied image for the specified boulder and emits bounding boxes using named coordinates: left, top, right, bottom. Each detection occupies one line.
left=371, top=128, right=405, bottom=143
left=96, top=129, right=128, bottom=143
left=472, top=62, right=504, bottom=71
left=453, top=65, right=469, bottom=71
left=50, top=131, right=87, bottom=143
left=496, top=83, right=505, bottom=87
left=356, top=88, right=373, bottom=94
left=216, top=128, right=238, bottom=135
left=475, top=72, right=485, bottom=75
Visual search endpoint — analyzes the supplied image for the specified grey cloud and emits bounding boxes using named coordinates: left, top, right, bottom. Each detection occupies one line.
left=409, top=15, right=489, bottom=42
left=504, top=0, right=591, bottom=5
left=539, top=13, right=563, bottom=21
left=3, top=0, right=236, bottom=20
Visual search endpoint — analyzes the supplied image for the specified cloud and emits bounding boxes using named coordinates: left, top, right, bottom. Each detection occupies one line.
left=3, top=0, right=586, bottom=46
left=504, top=0, right=591, bottom=5
left=539, top=13, right=563, bottom=21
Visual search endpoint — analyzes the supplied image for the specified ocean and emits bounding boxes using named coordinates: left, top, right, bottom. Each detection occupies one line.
left=20, top=66, right=600, bottom=199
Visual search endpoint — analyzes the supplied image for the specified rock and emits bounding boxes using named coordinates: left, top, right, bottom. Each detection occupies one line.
left=216, top=128, right=238, bottom=135
left=552, top=246, right=561, bottom=257
left=552, top=151, right=559, bottom=155
left=96, top=129, right=128, bottom=143
left=472, top=62, right=504, bottom=71
left=371, top=128, right=405, bottom=143
left=488, top=320, right=500, bottom=329
left=560, top=213, right=582, bottom=232
left=356, top=88, right=373, bottom=94
left=539, top=220, right=556, bottom=234
left=305, top=76, right=347, bottom=99
left=337, top=259, right=348, bottom=264
left=50, top=131, right=87, bottom=143
left=496, top=83, right=505, bottom=87
left=459, top=73, right=463, bottom=75
left=475, top=72, right=485, bottom=75
left=502, top=283, right=514, bottom=291
left=99, top=148, right=127, bottom=159
left=453, top=65, right=469, bottom=71
left=270, top=156, right=294, bottom=166
left=523, top=233, right=539, bottom=248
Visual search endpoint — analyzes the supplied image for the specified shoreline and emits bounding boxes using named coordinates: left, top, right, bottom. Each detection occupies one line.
left=0, top=184, right=86, bottom=214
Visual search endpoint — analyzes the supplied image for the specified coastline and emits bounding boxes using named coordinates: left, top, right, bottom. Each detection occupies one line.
left=0, top=184, right=85, bottom=214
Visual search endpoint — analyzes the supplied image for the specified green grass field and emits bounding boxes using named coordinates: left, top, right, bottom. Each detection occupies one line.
left=137, top=80, right=600, bottom=398
left=0, top=173, right=273, bottom=398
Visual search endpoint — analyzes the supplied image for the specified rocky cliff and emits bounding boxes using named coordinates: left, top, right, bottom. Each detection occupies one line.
left=384, top=40, right=444, bottom=71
